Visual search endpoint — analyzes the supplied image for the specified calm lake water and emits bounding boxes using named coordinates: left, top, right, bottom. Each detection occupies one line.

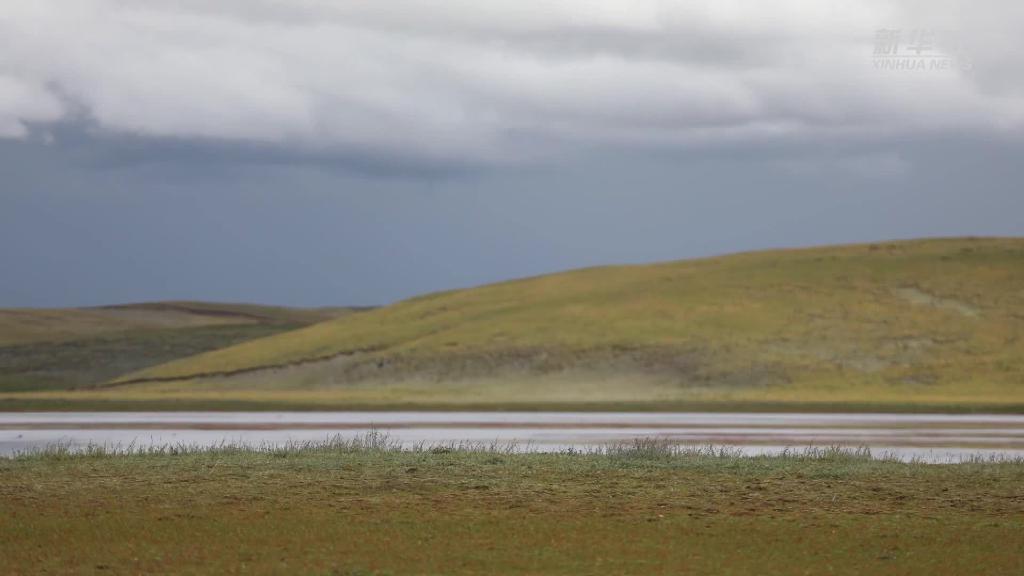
left=3, top=411, right=1024, bottom=463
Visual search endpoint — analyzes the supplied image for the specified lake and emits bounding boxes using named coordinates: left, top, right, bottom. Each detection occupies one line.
left=3, top=411, right=1024, bottom=463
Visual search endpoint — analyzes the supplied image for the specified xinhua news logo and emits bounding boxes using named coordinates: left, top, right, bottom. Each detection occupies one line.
left=872, top=28, right=972, bottom=72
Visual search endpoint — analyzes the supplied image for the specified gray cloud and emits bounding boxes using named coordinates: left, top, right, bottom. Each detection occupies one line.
left=1, top=2, right=1022, bottom=309
left=2, top=128, right=1022, bottom=308
left=1, top=1, right=1022, bottom=165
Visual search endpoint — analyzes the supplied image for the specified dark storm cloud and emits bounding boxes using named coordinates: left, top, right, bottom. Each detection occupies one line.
left=31, top=124, right=481, bottom=179
left=2, top=128, right=1022, bottom=308
left=0, top=1, right=1022, bottom=308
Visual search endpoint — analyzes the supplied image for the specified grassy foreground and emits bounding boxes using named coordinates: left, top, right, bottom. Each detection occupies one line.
left=2, top=439, right=1022, bottom=575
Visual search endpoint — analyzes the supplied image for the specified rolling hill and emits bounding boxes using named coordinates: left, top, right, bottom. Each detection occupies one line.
left=58, top=236, right=1022, bottom=411
left=0, top=301, right=355, bottom=346
left=0, top=302, right=363, bottom=392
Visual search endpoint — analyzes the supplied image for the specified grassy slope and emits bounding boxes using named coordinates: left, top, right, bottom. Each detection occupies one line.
left=0, top=324, right=311, bottom=393
left=2, top=443, right=1022, bottom=575
left=0, top=301, right=350, bottom=346
left=0, top=302, right=362, bottom=393
left=78, top=237, right=1024, bottom=410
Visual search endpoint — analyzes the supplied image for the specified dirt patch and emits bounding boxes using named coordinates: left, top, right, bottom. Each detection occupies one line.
left=894, top=287, right=980, bottom=318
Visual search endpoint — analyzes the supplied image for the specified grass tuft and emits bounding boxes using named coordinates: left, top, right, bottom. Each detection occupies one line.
left=7, top=432, right=1023, bottom=466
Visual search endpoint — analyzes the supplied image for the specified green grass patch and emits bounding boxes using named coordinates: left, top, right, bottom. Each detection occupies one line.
left=0, top=303, right=367, bottom=392
left=0, top=323, right=306, bottom=392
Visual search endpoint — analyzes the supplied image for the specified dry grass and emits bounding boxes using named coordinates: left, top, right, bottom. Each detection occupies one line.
left=2, top=437, right=1022, bottom=575
left=5, top=373, right=1022, bottom=413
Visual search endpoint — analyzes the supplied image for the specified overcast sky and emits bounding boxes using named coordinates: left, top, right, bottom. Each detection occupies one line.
left=2, top=1, right=1023, bottom=308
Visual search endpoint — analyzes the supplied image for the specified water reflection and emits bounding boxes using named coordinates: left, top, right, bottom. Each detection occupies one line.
left=3, top=412, right=1023, bottom=463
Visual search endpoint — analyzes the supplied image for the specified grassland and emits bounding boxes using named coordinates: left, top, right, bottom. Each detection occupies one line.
left=1, top=439, right=1022, bottom=575
left=0, top=323, right=310, bottom=393
left=0, top=301, right=350, bottom=346
left=0, top=302, right=362, bottom=395
left=2, top=237, right=1022, bottom=411
left=26, top=237, right=1024, bottom=410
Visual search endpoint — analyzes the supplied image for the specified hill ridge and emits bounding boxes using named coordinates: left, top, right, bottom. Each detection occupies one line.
left=93, top=236, right=1024, bottom=411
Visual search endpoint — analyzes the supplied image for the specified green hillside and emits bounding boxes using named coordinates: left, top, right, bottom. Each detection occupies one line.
left=0, top=302, right=362, bottom=392
left=0, top=301, right=352, bottom=346
left=62, top=236, right=1022, bottom=411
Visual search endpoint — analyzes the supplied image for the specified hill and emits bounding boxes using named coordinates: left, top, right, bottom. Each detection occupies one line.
left=0, top=302, right=363, bottom=392
left=52, top=237, right=1020, bottom=412
left=0, top=301, right=351, bottom=346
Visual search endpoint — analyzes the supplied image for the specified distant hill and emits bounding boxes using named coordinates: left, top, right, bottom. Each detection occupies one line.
left=0, top=302, right=365, bottom=392
left=0, top=301, right=353, bottom=346
left=96, top=237, right=1024, bottom=411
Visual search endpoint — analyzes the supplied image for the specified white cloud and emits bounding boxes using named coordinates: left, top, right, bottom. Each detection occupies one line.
left=0, top=0, right=1021, bottom=162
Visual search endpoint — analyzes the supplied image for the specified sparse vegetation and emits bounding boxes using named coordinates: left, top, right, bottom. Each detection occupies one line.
left=2, top=436, right=1022, bottom=575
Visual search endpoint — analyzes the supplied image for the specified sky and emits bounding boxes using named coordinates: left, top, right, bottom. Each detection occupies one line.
left=1, top=0, right=1023, bottom=308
